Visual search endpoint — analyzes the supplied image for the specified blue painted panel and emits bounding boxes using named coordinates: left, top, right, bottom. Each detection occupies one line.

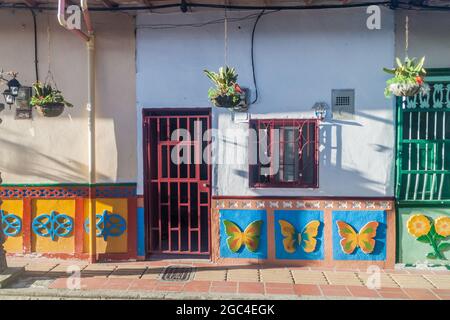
left=137, top=207, right=145, bottom=257
left=332, top=210, right=387, bottom=261
left=219, top=209, right=267, bottom=259
left=274, top=210, right=324, bottom=260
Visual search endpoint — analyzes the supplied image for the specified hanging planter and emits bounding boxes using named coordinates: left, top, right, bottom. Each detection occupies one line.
left=204, top=66, right=248, bottom=112
left=30, top=82, right=73, bottom=117
left=383, top=57, right=428, bottom=98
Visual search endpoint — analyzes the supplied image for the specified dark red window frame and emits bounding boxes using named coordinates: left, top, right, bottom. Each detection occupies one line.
left=249, top=118, right=319, bottom=188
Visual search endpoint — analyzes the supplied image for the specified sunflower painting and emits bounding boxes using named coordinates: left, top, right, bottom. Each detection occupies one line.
left=407, top=214, right=450, bottom=260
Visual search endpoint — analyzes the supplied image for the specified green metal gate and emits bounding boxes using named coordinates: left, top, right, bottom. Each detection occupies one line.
left=396, top=69, right=450, bottom=206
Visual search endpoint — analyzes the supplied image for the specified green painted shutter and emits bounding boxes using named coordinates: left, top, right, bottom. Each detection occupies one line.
left=396, top=69, right=450, bottom=205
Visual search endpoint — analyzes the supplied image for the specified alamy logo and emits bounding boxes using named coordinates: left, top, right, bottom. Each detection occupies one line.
left=366, top=5, right=381, bottom=30
left=366, top=265, right=381, bottom=289
left=66, top=5, right=81, bottom=30
left=66, top=265, right=81, bottom=290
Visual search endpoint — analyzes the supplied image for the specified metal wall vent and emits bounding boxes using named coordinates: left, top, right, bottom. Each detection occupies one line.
left=332, top=89, right=355, bottom=120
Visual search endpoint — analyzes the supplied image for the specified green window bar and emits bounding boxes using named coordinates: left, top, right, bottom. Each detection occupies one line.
left=396, top=70, right=450, bottom=205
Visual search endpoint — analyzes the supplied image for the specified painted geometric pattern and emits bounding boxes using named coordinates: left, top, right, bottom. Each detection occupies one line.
left=0, top=210, right=22, bottom=237
left=0, top=185, right=136, bottom=199
left=213, top=199, right=392, bottom=211
left=32, top=211, right=74, bottom=241
left=84, top=210, right=127, bottom=240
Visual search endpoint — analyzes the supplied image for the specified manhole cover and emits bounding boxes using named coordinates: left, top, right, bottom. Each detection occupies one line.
left=160, top=266, right=194, bottom=282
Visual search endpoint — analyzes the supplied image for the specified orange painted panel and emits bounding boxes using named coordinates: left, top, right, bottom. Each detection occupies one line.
left=83, top=199, right=128, bottom=254
left=31, top=199, right=76, bottom=253
left=0, top=200, right=23, bottom=253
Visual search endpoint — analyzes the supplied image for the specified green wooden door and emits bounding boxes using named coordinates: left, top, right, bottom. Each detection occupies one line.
left=396, top=69, right=450, bottom=206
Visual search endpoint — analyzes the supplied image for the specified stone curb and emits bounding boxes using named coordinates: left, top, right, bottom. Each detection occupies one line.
left=0, top=287, right=371, bottom=300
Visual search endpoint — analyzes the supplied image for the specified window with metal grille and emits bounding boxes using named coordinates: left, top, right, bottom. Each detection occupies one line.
left=396, top=70, right=450, bottom=203
left=249, top=119, right=319, bottom=188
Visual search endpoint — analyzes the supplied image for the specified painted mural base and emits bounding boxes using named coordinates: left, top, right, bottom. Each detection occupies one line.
left=212, top=198, right=396, bottom=269
left=398, top=207, right=450, bottom=265
left=0, top=185, right=138, bottom=262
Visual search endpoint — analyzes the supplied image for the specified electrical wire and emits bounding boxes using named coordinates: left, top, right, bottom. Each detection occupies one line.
left=3, top=1, right=450, bottom=12
left=0, top=1, right=392, bottom=12
left=250, top=10, right=267, bottom=105
left=137, top=12, right=267, bottom=29
left=29, top=8, right=39, bottom=82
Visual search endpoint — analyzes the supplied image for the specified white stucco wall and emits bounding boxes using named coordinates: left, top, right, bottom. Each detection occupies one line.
left=136, top=7, right=396, bottom=197
left=395, top=10, right=450, bottom=69
left=0, top=10, right=136, bottom=184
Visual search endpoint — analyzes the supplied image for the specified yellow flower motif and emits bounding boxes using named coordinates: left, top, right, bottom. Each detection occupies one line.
left=435, top=216, right=450, bottom=237
left=407, top=214, right=431, bottom=237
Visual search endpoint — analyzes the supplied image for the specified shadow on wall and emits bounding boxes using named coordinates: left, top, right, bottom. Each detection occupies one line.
left=0, top=137, right=110, bottom=183
left=230, top=111, right=394, bottom=196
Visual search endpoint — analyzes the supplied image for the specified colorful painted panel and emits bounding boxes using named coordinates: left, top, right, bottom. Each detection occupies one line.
left=406, top=214, right=449, bottom=261
left=219, top=209, right=267, bottom=259
left=0, top=200, right=23, bottom=253
left=31, top=200, right=76, bottom=253
left=83, top=199, right=128, bottom=254
left=332, top=210, right=386, bottom=261
left=84, top=210, right=127, bottom=241
left=32, top=211, right=74, bottom=241
left=274, top=210, right=324, bottom=260
left=399, top=208, right=449, bottom=264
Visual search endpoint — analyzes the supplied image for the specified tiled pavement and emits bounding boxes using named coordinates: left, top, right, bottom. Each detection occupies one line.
left=4, top=257, right=450, bottom=300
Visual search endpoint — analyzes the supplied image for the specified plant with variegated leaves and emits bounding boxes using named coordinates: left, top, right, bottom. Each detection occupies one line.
left=383, top=57, right=428, bottom=97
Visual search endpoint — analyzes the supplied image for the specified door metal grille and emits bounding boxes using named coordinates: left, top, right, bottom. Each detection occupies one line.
left=396, top=72, right=450, bottom=204
left=144, top=111, right=211, bottom=255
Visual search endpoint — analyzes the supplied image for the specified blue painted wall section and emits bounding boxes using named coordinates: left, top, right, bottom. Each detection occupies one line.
left=219, top=209, right=267, bottom=259
left=137, top=207, right=145, bottom=257
left=332, top=210, right=387, bottom=261
left=274, top=210, right=324, bottom=260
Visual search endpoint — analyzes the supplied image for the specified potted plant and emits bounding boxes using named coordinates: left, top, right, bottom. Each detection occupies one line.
left=384, top=57, right=428, bottom=97
left=30, top=82, right=73, bottom=117
left=204, top=66, right=248, bottom=111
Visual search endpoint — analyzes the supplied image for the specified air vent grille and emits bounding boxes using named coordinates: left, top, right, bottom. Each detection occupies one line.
left=332, top=89, right=355, bottom=119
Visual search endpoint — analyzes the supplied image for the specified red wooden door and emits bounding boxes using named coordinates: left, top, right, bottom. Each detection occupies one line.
left=144, top=109, right=211, bottom=256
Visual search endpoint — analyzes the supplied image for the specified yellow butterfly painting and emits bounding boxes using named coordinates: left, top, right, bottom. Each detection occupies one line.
left=223, top=220, right=263, bottom=253
left=336, top=220, right=379, bottom=254
left=279, top=220, right=321, bottom=253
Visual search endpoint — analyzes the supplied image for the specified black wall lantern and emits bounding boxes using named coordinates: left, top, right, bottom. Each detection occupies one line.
left=2, top=89, right=14, bottom=106
left=7, top=77, right=21, bottom=97
left=1, top=71, right=21, bottom=106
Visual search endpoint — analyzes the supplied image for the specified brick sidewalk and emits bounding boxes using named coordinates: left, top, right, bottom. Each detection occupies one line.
left=5, top=257, right=450, bottom=300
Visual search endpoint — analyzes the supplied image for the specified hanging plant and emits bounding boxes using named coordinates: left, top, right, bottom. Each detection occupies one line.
left=30, top=82, right=73, bottom=117
left=383, top=57, right=428, bottom=97
left=204, top=66, right=248, bottom=112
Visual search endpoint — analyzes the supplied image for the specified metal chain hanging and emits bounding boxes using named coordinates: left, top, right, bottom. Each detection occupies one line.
left=405, top=15, right=409, bottom=59
left=45, top=15, right=58, bottom=90
left=224, top=8, right=228, bottom=67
